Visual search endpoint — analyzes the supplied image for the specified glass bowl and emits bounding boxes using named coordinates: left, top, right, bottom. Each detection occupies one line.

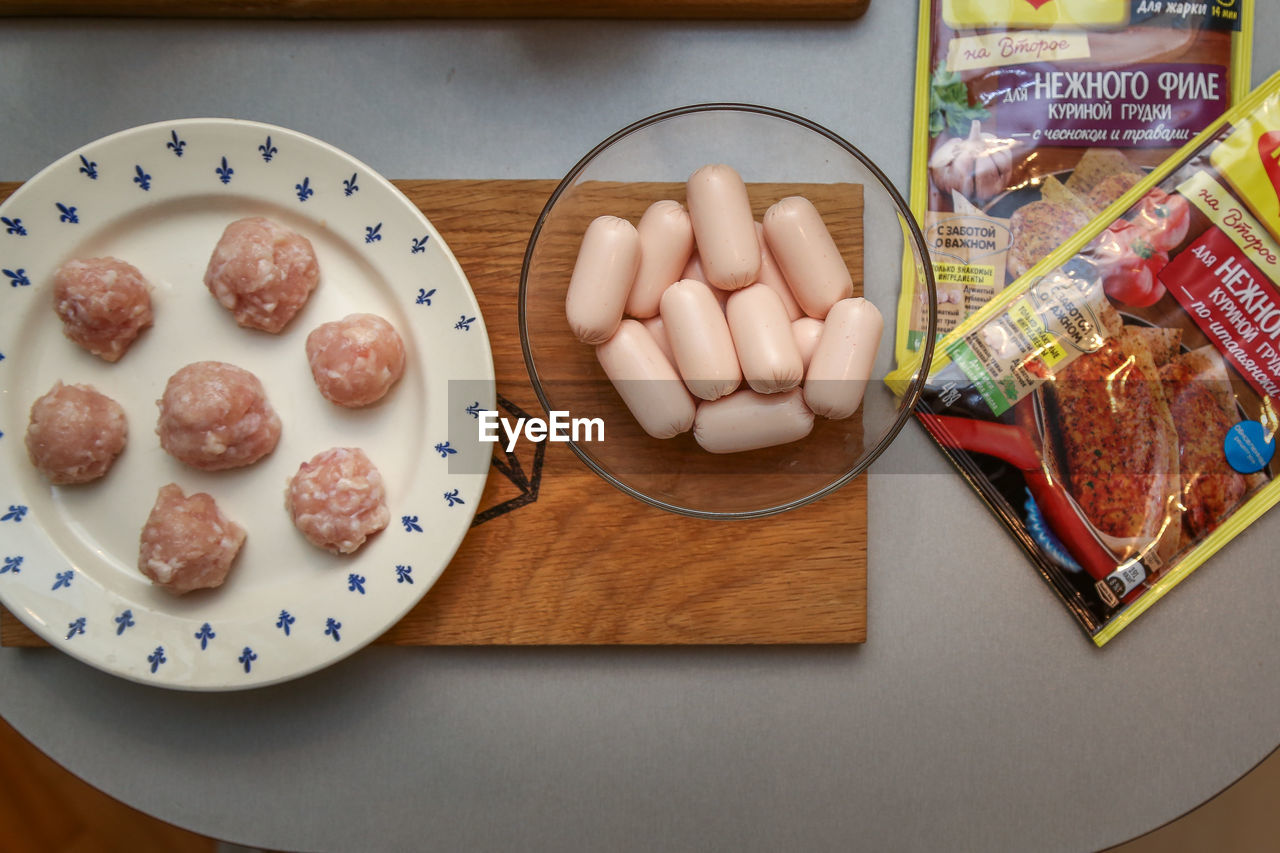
left=519, top=104, right=936, bottom=519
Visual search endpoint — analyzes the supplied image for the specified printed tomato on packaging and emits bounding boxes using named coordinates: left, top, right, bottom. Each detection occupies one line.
left=896, top=0, right=1254, bottom=365
left=890, top=68, right=1280, bottom=646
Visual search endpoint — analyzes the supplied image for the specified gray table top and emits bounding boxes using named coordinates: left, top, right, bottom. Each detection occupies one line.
left=3, top=7, right=1279, bottom=852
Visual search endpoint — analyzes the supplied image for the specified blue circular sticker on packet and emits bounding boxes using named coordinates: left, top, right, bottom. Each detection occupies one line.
left=1223, top=421, right=1275, bottom=475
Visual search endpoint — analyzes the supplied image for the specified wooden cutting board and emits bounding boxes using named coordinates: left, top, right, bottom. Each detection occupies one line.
left=0, top=0, right=870, bottom=19
left=0, top=178, right=866, bottom=647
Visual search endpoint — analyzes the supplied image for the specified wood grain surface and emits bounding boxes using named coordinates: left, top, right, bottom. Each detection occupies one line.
left=0, top=177, right=866, bottom=648
left=0, top=0, right=870, bottom=19
left=0, top=716, right=215, bottom=852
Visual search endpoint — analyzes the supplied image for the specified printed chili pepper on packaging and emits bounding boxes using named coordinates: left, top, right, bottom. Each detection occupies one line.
left=889, top=69, right=1280, bottom=646
left=896, top=0, right=1254, bottom=366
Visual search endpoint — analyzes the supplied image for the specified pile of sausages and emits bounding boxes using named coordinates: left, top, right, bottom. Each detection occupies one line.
left=565, top=164, right=883, bottom=454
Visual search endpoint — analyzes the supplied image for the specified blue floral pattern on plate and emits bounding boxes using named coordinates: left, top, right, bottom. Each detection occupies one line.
left=2, top=505, right=29, bottom=522
left=115, top=610, right=135, bottom=635
left=0, top=118, right=493, bottom=690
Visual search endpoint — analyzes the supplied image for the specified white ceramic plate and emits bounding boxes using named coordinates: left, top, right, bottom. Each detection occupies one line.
left=0, top=119, right=494, bottom=690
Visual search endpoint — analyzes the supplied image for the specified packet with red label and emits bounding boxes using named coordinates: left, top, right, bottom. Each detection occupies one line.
left=889, top=69, right=1280, bottom=645
left=896, top=0, right=1254, bottom=366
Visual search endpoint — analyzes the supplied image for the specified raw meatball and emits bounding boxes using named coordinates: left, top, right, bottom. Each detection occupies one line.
left=53, top=257, right=153, bottom=361
left=306, top=313, right=407, bottom=407
left=25, top=382, right=127, bottom=484
left=286, top=447, right=389, bottom=555
left=157, top=361, right=282, bottom=471
left=138, top=484, right=246, bottom=595
left=204, top=217, right=319, bottom=333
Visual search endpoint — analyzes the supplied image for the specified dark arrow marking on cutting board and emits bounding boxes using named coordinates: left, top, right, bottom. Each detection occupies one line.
left=471, top=392, right=546, bottom=526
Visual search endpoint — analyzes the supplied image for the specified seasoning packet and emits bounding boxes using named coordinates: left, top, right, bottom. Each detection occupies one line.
left=888, top=69, right=1280, bottom=645
left=895, top=0, right=1254, bottom=366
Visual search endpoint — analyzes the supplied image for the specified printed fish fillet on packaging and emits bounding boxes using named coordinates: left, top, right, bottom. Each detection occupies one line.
left=896, top=0, right=1254, bottom=365
left=888, top=70, right=1280, bottom=645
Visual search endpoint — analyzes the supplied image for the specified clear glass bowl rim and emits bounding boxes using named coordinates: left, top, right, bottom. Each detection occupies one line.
left=518, top=102, right=939, bottom=520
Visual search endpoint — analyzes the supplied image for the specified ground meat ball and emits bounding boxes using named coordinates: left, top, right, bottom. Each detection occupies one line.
left=306, top=313, right=407, bottom=407
left=157, top=361, right=282, bottom=471
left=286, top=447, right=389, bottom=554
left=25, top=382, right=128, bottom=484
left=203, top=217, right=319, bottom=333
left=138, top=484, right=246, bottom=594
left=53, top=257, right=153, bottom=361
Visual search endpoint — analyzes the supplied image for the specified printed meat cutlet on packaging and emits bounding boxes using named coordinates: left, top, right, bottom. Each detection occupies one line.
left=890, top=68, right=1280, bottom=645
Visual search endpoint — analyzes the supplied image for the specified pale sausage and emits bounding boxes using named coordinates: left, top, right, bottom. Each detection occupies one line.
left=596, top=319, right=696, bottom=439
left=803, top=297, right=883, bottom=419
left=791, top=317, right=824, bottom=372
left=626, top=200, right=694, bottom=318
left=659, top=279, right=741, bottom=401
left=682, top=251, right=706, bottom=283
left=726, top=284, right=803, bottom=394
left=686, top=165, right=760, bottom=291
left=675, top=251, right=727, bottom=311
left=693, top=388, right=814, bottom=454
left=755, top=222, right=803, bottom=320
left=565, top=215, right=640, bottom=344
left=763, top=196, right=853, bottom=319
left=640, top=315, right=676, bottom=368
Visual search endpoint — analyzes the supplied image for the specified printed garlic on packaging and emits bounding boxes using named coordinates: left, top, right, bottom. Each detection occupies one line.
left=896, top=0, right=1254, bottom=365
left=889, top=69, right=1280, bottom=647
